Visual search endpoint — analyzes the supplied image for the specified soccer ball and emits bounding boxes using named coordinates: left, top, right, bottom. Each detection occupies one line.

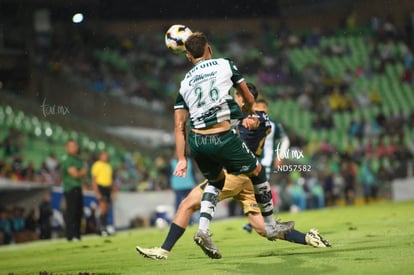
left=165, top=24, right=192, bottom=54
left=155, top=217, right=169, bottom=231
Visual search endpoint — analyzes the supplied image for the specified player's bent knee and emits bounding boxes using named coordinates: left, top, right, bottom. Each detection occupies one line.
left=179, top=196, right=200, bottom=212
left=255, top=227, right=266, bottom=237
left=209, top=174, right=226, bottom=190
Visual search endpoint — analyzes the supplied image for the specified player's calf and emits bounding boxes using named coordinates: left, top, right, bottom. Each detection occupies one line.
left=266, top=220, right=295, bottom=241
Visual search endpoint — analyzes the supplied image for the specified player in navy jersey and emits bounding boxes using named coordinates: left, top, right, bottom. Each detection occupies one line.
left=237, top=104, right=271, bottom=158
left=242, top=99, right=289, bottom=233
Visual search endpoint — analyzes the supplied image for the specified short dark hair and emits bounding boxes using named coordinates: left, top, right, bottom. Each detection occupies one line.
left=246, top=82, right=259, bottom=100
left=256, top=98, right=268, bottom=105
left=185, top=32, right=208, bottom=59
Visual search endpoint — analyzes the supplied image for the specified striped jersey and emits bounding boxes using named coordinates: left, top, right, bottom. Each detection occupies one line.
left=260, top=120, right=287, bottom=167
left=174, top=58, right=244, bottom=129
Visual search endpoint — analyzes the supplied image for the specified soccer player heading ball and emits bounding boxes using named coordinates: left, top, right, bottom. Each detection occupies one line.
left=171, top=31, right=293, bottom=259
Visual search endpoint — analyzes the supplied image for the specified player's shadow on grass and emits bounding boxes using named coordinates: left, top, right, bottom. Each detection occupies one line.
left=237, top=260, right=338, bottom=274
left=257, top=243, right=391, bottom=257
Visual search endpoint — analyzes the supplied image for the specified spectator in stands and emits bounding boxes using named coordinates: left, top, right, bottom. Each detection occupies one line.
left=349, top=120, right=365, bottom=139
left=39, top=161, right=54, bottom=185
left=312, top=113, right=334, bottom=130
left=368, top=89, right=382, bottom=105
left=61, top=139, right=87, bottom=241
left=288, top=176, right=307, bottom=212
left=379, top=39, right=395, bottom=72
left=25, top=209, right=38, bottom=234
left=298, top=87, right=312, bottom=110
left=342, top=68, right=354, bottom=88
left=154, top=153, right=170, bottom=190
left=308, top=175, right=325, bottom=209
left=10, top=163, right=24, bottom=182
left=22, top=161, right=38, bottom=182
left=358, top=159, right=377, bottom=203
left=0, top=209, right=12, bottom=244
left=0, top=162, right=12, bottom=179
left=364, top=114, right=385, bottom=138
left=322, top=171, right=337, bottom=206
left=328, top=89, right=346, bottom=111
left=12, top=207, right=25, bottom=233
left=341, top=158, right=357, bottom=205
left=12, top=207, right=28, bottom=243
left=355, top=91, right=370, bottom=107
left=378, top=136, right=400, bottom=158
left=0, top=160, right=5, bottom=174
left=45, top=152, right=59, bottom=174
left=383, top=16, right=398, bottom=40
left=401, top=46, right=414, bottom=83
left=346, top=11, right=358, bottom=32
left=39, top=193, right=53, bottom=239
left=2, top=129, right=22, bottom=157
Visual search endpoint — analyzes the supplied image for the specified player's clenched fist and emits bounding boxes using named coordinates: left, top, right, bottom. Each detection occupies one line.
left=242, top=116, right=260, bottom=130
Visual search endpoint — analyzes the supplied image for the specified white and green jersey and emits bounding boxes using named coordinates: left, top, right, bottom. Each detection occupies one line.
left=174, top=58, right=244, bottom=129
left=261, top=120, right=288, bottom=167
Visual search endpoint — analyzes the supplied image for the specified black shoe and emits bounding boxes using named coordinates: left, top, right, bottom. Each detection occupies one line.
left=243, top=223, right=253, bottom=233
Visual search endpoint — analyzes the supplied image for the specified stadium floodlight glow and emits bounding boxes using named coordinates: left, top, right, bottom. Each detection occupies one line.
left=72, top=13, right=84, bottom=24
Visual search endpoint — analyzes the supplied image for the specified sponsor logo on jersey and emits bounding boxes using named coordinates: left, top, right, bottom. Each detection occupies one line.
left=240, top=165, right=251, bottom=172
left=189, top=71, right=217, bottom=86
left=197, top=106, right=221, bottom=121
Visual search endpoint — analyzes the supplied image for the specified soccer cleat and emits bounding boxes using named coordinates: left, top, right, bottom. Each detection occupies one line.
left=136, top=246, right=169, bottom=260
left=242, top=223, right=253, bottom=233
left=100, top=230, right=109, bottom=237
left=266, top=220, right=295, bottom=241
left=305, top=228, right=332, bottom=248
left=193, top=229, right=222, bottom=259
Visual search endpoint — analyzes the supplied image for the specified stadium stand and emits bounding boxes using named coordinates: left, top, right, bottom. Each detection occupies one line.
left=0, top=102, right=172, bottom=192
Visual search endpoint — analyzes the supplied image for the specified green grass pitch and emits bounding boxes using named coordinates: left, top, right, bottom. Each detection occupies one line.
left=1, top=200, right=413, bottom=275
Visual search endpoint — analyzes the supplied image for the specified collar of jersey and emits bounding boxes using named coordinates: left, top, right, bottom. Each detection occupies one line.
left=193, top=59, right=206, bottom=66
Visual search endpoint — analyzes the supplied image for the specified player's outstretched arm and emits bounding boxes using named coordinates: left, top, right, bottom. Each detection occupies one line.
left=236, top=81, right=255, bottom=114
left=174, top=109, right=189, bottom=177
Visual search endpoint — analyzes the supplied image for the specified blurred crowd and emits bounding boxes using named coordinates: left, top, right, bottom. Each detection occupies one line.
left=0, top=127, right=174, bottom=192
left=0, top=194, right=52, bottom=245
left=274, top=147, right=410, bottom=212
